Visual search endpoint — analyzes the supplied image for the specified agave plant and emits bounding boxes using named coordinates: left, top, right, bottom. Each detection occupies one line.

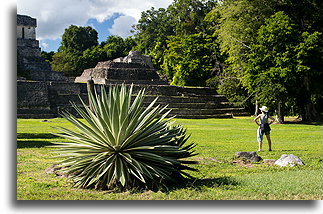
left=52, top=84, right=197, bottom=190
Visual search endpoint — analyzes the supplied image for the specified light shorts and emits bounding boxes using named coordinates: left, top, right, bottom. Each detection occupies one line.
left=257, top=127, right=270, bottom=142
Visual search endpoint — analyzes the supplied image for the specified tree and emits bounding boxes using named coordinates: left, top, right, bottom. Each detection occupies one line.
left=103, top=35, right=133, bottom=59
left=81, top=45, right=106, bottom=71
left=168, top=0, right=217, bottom=36
left=244, top=11, right=322, bottom=122
left=212, top=0, right=323, bottom=119
left=41, top=51, right=55, bottom=63
left=60, top=25, right=98, bottom=53
left=132, top=7, right=175, bottom=70
left=133, top=0, right=217, bottom=75
left=162, top=32, right=217, bottom=86
left=293, top=31, right=323, bottom=121
left=51, top=26, right=137, bottom=77
left=206, top=0, right=274, bottom=111
left=215, top=0, right=272, bottom=74
left=51, top=25, right=99, bottom=76
left=51, top=51, right=83, bottom=76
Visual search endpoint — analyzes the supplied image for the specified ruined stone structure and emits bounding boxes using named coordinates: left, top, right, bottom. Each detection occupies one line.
left=17, top=14, right=66, bottom=81
left=75, top=51, right=168, bottom=85
left=71, top=51, right=246, bottom=119
left=17, top=15, right=247, bottom=119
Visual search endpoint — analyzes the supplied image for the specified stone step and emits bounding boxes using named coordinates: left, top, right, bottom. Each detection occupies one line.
left=167, top=107, right=246, bottom=116
left=93, top=79, right=169, bottom=86
left=17, top=108, right=53, bottom=114
left=48, top=94, right=87, bottom=105
left=130, top=85, right=219, bottom=97
left=168, top=113, right=233, bottom=119
left=155, top=102, right=231, bottom=109
left=143, top=95, right=228, bottom=104
left=77, top=84, right=220, bottom=97
left=17, top=107, right=57, bottom=119
left=52, top=106, right=235, bottom=119
left=48, top=82, right=81, bottom=95
left=17, top=80, right=247, bottom=119
left=49, top=93, right=228, bottom=106
left=52, top=104, right=247, bottom=118
left=17, top=113, right=57, bottom=119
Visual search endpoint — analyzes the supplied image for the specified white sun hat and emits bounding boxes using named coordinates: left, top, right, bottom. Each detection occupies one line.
left=259, top=106, right=269, bottom=112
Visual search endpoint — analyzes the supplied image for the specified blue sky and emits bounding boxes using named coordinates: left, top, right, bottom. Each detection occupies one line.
left=17, top=0, right=173, bottom=52
left=87, top=13, right=123, bottom=43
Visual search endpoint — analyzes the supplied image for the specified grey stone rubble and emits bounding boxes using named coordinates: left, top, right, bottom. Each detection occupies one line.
left=113, top=50, right=154, bottom=68
left=274, top=154, right=305, bottom=167
left=235, top=152, right=262, bottom=162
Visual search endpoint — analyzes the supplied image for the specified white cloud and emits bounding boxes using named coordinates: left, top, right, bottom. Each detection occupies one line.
left=108, top=15, right=137, bottom=38
left=17, top=0, right=173, bottom=40
left=40, top=42, right=48, bottom=49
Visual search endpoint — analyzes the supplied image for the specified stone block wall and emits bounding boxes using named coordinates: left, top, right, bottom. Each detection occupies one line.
left=17, top=81, right=247, bottom=119
left=17, top=81, right=50, bottom=110
left=17, top=15, right=36, bottom=40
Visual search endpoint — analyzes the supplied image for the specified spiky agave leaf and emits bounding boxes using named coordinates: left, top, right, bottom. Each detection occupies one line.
left=51, top=84, right=197, bottom=190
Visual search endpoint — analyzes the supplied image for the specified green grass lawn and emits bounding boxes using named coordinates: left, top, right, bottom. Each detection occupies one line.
left=17, top=117, right=323, bottom=200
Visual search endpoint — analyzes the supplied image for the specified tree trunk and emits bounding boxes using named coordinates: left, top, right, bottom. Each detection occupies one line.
left=299, top=76, right=321, bottom=121
left=275, top=101, right=284, bottom=123
left=254, top=100, right=260, bottom=116
left=302, top=101, right=320, bottom=122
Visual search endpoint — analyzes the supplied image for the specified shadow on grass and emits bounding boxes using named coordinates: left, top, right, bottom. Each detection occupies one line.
left=283, top=120, right=323, bottom=126
left=17, top=140, right=54, bottom=148
left=17, top=133, right=63, bottom=148
left=186, top=176, right=239, bottom=189
left=163, top=176, right=240, bottom=193
left=17, top=133, right=58, bottom=139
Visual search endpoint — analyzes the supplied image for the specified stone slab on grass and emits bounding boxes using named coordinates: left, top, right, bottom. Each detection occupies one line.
left=235, top=151, right=262, bottom=162
left=275, top=154, right=305, bottom=167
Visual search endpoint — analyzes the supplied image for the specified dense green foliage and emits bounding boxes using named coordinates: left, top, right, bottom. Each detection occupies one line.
left=41, top=51, right=55, bottom=63
left=162, top=33, right=216, bottom=86
left=131, top=0, right=323, bottom=120
left=244, top=11, right=322, bottom=122
left=51, top=85, right=197, bottom=190
left=17, top=117, right=323, bottom=199
left=134, top=0, right=218, bottom=85
left=213, top=0, right=323, bottom=121
left=43, top=0, right=323, bottom=120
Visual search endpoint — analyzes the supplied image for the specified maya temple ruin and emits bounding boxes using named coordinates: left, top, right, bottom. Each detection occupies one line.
left=17, top=14, right=246, bottom=119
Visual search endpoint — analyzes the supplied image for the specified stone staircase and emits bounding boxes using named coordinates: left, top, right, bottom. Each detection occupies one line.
left=17, top=51, right=248, bottom=119
left=17, top=82, right=248, bottom=119
left=44, top=83, right=247, bottom=119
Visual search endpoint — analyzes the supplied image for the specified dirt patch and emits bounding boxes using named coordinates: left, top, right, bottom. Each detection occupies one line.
left=232, top=159, right=254, bottom=168
left=263, top=159, right=276, bottom=165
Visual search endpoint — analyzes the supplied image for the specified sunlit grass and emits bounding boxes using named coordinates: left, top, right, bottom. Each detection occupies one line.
left=17, top=117, right=323, bottom=200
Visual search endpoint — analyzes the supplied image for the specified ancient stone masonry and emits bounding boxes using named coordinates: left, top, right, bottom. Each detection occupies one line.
left=16, top=15, right=247, bottom=119
left=17, top=14, right=66, bottom=81
left=75, top=51, right=168, bottom=85
left=17, top=15, right=36, bottom=40
left=71, top=51, right=247, bottom=119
